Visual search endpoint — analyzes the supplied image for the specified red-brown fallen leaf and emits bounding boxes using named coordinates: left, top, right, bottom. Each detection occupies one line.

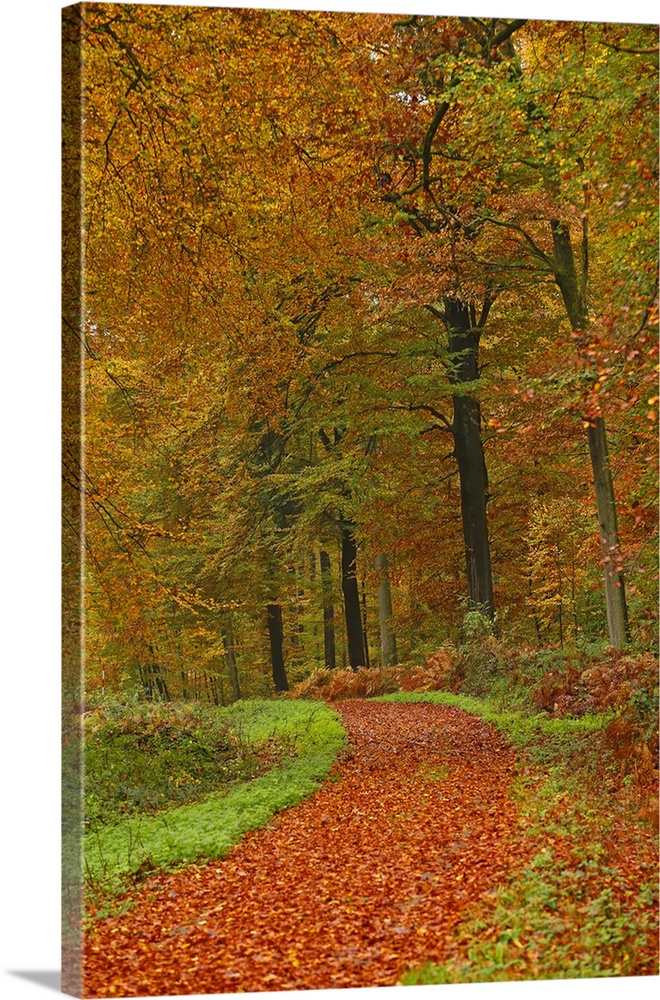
left=82, top=701, right=535, bottom=997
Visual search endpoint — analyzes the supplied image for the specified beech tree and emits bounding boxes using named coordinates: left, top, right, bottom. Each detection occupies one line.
left=370, top=14, right=657, bottom=643
left=71, top=5, right=657, bottom=701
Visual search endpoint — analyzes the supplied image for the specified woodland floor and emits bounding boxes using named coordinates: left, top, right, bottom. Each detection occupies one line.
left=82, top=700, right=543, bottom=996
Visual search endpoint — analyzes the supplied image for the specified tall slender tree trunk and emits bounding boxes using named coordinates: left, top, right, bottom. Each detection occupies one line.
left=340, top=522, right=367, bottom=669
left=319, top=549, right=336, bottom=669
left=360, top=580, right=371, bottom=667
left=146, top=644, right=170, bottom=701
left=376, top=553, right=398, bottom=665
left=223, top=629, right=242, bottom=701
left=551, top=219, right=629, bottom=647
left=586, top=417, right=629, bottom=645
left=153, top=663, right=167, bottom=700
left=553, top=536, right=564, bottom=647
left=569, top=538, right=579, bottom=643
left=445, top=296, right=495, bottom=620
left=527, top=573, right=544, bottom=645
left=266, top=603, right=289, bottom=692
left=309, top=550, right=320, bottom=663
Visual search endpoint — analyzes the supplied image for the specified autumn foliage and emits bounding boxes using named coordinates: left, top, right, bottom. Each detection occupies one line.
left=81, top=700, right=658, bottom=995
left=288, top=656, right=459, bottom=701
left=82, top=702, right=532, bottom=994
left=61, top=5, right=659, bottom=709
left=62, top=8, right=658, bottom=991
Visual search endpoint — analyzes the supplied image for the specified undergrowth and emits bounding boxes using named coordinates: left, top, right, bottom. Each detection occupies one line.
left=290, top=639, right=658, bottom=816
left=288, top=640, right=657, bottom=982
left=80, top=699, right=346, bottom=915
left=83, top=700, right=291, bottom=829
left=374, top=692, right=658, bottom=982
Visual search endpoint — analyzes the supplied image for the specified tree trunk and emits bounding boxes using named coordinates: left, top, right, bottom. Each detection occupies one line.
left=553, top=535, right=564, bottom=647
left=360, top=580, right=371, bottom=667
left=527, top=573, right=544, bottom=645
left=320, top=549, right=336, bottom=669
left=266, top=603, right=289, bottom=692
left=376, top=553, right=398, bottom=665
left=340, top=523, right=367, bottom=669
left=223, top=629, right=242, bottom=701
left=144, top=662, right=170, bottom=701
left=587, top=418, right=629, bottom=647
left=445, top=296, right=495, bottom=620
left=551, top=219, right=629, bottom=647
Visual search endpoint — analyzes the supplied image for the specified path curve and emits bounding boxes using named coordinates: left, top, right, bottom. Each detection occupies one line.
left=84, top=700, right=532, bottom=996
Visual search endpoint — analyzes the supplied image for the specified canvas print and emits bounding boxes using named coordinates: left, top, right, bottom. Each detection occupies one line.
left=62, top=3, right=659, bottom=997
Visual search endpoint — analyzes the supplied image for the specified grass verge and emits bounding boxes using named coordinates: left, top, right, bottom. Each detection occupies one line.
left=375, top=691, right=659, bottom=982
left=82, top=699, right=346, bottom=913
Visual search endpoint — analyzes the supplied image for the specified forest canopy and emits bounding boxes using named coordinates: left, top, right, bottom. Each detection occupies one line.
left=63, top=4, right=659, bottom=702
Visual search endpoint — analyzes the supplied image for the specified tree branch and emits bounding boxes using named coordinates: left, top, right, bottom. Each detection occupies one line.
left=404, top=402, right=454, bottom=431
left=599, top=39, right=659, bottom=56
left=424, top=303, right=446, bottom=322
left=489, top=19, right=528, bottom=50
left=478, top=215, right=555, bottom=268
left=422, top=101, right=450, bottom=191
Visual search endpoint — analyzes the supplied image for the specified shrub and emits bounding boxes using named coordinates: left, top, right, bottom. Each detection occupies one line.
left=287, top=652, right=461, bottom=702
left=461, top=609, right=496, bottom=643
left=582, top=653, right=658, bottom=713
left=82, top=701, right=280, bottom=830
left=82, top=700, right=346, bottom=908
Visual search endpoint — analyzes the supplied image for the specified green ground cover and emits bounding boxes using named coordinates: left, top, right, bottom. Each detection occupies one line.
left=375, top=692, right=658, bottom=982
left=81, top=699, right=346, bottom=909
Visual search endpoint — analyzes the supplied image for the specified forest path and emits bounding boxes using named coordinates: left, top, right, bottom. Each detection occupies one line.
left=83, top=700, right=533, bottom=997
